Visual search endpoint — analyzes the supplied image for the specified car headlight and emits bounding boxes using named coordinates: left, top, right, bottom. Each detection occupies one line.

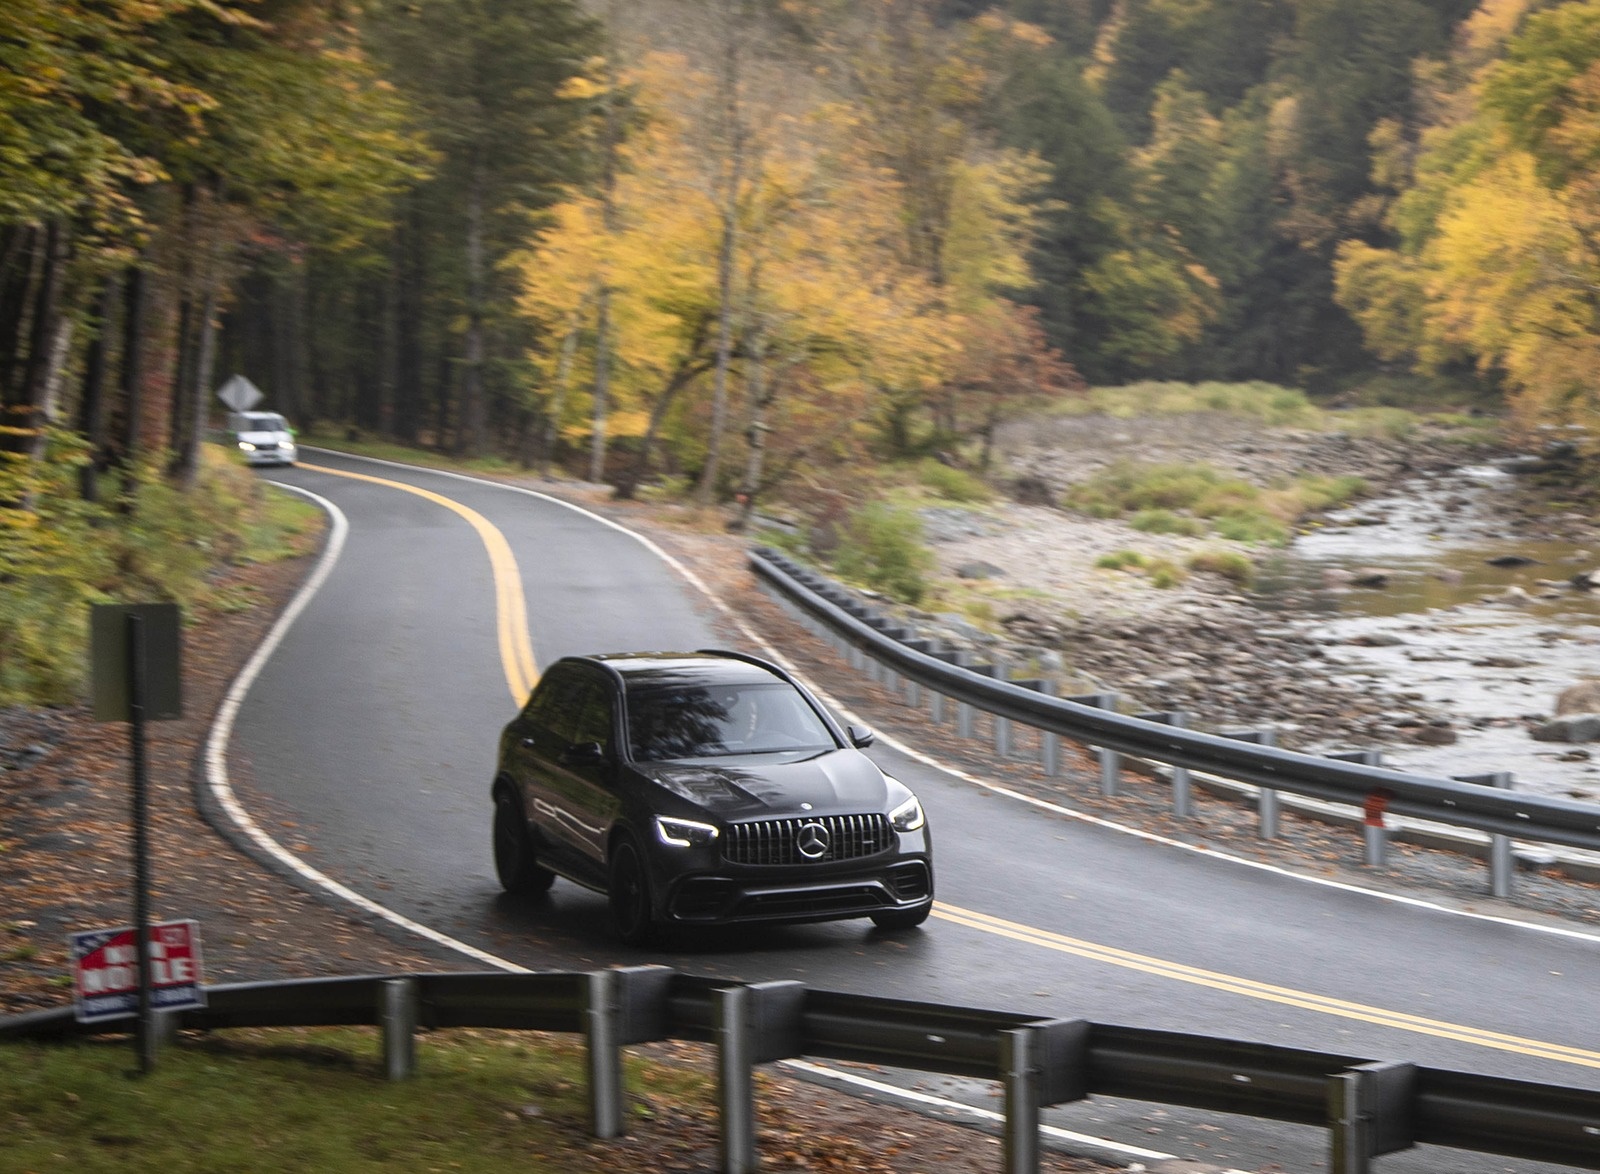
left=888, top=792, right=925, bottom=832
left=238, top=441, right=256, bottom=452
left=655, top=816, right=719, bottom=848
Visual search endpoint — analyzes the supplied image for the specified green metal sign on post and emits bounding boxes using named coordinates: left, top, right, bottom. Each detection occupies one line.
left=90, top=603, right=183, bottom=1075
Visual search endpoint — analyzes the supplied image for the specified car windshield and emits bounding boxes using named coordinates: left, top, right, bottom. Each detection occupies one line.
left=241, top=414, right=287, bottom=432
left=626, top=680, right=836, bottom=761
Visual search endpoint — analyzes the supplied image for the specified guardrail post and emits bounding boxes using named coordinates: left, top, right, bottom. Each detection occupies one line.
left=151, top=1008, right=180, bottom=1051
left=993, top=655, right=1012, bottom=759
left=1136, top=711, right=1192, bottom=817
left=922, top=644, right=945, bottom=722
left=1456, top=771, right=1516, bottom=896
left=902, top=640, right=929, bottom=708
left=1329, top=1060, right=1417, bottom=1174
left=586, top=969, right=624, bottom=1138
left=379, top=977, right=416, bottom=1081
left=1031, top=680, right=1062, bottom=777
left=1333, top=752, right=1388, bottom=867
left=1066, top=693, right=1120, bottom=795
left=1000, top=1027, right=1040, bottom=1174
left=1226, top=729, right=1280, bottom=837
left=715, top=985, right=756, bottom=1174
left=714, top=980, right=807, bottom=1174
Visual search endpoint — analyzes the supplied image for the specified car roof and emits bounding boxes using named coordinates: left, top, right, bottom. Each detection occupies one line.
left=567, top=650, right=788, bottom=688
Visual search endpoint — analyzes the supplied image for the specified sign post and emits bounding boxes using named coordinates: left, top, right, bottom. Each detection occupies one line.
left=91, top=603, right=183, bottom=1073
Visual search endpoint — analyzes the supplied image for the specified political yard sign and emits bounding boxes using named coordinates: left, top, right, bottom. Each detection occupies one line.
left=70, top=920, right=205, bottom=1024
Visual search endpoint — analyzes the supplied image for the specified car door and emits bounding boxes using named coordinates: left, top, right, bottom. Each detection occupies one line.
left=558, top=672, right=623, bottom=879
left=501, top=664, right=588, bottom=871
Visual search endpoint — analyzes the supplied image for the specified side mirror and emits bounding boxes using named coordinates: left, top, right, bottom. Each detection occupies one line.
left=846, top=724, right=875, bottom=748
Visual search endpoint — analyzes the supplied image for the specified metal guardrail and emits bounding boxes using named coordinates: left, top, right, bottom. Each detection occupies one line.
left=747, top=547, right=1600, bottom=880
left=4, top=969, right=1599, bottom=1173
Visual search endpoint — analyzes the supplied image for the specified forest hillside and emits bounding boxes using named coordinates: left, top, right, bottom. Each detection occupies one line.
left=3, top=0, right=1599, bottom=546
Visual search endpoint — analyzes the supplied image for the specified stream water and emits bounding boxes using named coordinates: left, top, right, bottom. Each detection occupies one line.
left=1250, top=464, right=1600, bottom=804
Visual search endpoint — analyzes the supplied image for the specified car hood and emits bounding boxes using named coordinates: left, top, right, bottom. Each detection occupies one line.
left=238, top=429, right=291, bottom=444
left=635, top=750, right=889, bottom=818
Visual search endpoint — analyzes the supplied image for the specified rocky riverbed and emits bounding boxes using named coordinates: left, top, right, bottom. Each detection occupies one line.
left=872, top=412, right=1600, bottom=803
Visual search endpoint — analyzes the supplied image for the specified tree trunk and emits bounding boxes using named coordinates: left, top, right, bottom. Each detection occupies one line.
left=731, top=321, right=771, bottom=533
left=589, top=285, right=611, bottom=483
left=118, top=264, right=149, bottom=471
left=78, top=276, right=120, bottom=502
left=696, top=0, right=748, bottom=507
left=541, top=312, right=582, bottom=478
left=461, top=147, right=487, bottom=458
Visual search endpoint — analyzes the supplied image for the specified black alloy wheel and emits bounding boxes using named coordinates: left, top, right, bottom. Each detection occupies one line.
left=493, top=789, right=555, bottom=895
left=607, top=836, right=657, bottom=946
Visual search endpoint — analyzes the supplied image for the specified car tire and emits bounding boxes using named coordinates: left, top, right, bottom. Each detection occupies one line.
left=870, top=904, right=931, bottom=932
left=493, top=789, right=554, bottom=896
left=607, top=836, right=658, bottom=946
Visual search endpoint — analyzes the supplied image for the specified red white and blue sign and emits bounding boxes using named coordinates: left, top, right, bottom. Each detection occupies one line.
left=69, top=920, right=205, bottom=1024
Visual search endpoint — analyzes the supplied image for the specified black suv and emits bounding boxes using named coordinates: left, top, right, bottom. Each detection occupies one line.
left=491, top=650, right=934, bottom=944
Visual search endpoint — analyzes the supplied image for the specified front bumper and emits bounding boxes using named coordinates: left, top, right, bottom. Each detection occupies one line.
left=661, top=856, right=933, bottom=926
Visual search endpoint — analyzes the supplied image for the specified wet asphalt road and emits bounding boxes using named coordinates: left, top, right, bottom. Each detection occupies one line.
left=228, top=450, right=1600, bottom=1173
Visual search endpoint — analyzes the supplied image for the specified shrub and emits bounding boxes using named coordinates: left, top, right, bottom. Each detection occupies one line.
left=918, top=459, right=991, bottom=503
left=1129, top=508, right=1205, bottom=536
left=832, top=501, right=933, bottom=604
left=1094, top=549, right=1147, bottom=571
left=1188, top=548, right=1256, bottom=586
left=1146, top=558, right=1187, bottom=589
left=1213, top=509, right=1290, bottom=546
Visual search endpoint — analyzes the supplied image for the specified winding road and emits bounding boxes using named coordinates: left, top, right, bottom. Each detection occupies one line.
left=219, top=449, right=1600, bottom=1173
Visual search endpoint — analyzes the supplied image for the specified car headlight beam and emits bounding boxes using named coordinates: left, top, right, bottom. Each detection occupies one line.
left=889, top=793, right=925, bottom=832
left=655, top=815, right=720, bottom=849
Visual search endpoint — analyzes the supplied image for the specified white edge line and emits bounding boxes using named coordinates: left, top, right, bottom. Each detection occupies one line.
left=776, top=1059, right=1241, bottom=1169
left=202, top=478, right=527, bottom=974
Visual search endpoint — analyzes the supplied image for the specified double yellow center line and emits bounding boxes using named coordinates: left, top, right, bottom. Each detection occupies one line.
left=935, top=904, right=1600, bottom=1068
left=305, top=463, right=538, bottom=704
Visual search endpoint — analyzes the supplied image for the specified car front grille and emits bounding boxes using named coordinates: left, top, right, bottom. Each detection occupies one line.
left=723, top=813, right=893, bottom=866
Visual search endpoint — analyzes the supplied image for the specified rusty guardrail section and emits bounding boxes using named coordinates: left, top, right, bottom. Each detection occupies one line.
left=747, top=547, right=1600, bottom=884
left=4, top=968, right=1599, bottom=1173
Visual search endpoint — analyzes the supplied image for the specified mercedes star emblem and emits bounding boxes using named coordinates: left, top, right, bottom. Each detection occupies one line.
left=796, top=822, right=830, bottom=860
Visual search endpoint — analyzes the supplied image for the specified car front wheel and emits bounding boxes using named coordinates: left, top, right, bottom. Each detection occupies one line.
left=493, top=789, right=554, bottom=896
left=607, top=837, right=658, bottom=946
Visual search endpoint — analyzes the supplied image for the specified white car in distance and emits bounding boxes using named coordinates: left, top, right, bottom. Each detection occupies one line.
left=231, top=411, right=297, bottom=467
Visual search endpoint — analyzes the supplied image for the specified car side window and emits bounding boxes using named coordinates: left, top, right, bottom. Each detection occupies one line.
left=568, top=677, right=615, bottom=751
left=521, top=666, right=586, bottom=745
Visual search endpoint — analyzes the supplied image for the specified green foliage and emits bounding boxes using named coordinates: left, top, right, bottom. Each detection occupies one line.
left=831, top=501, right=933, bottom=604
left=1051, top=381, right=1321, bottom=425
left=917, top=459, right=992, bottom=503
left=1092, top=547, right=1185, bottom=587
left=1212, top=509, right=1290, bottom=546
left=0, top=435, right=319, bottom=705
left=1129, top=508, right=1205, bottom=536
left=1094, top=549, right=1148, bottom=571
left=1146, top=558, right=1186, bottom=589
left=1187, top=548, right=1256, bottom=586
left=1064, top=459, right=1365, bottom=548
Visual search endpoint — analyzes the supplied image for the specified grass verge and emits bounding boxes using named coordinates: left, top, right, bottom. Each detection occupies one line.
left=0, top=1027, right=711, bottom=1174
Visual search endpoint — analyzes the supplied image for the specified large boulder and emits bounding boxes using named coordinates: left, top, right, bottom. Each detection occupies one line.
left=1531, top=714, right=1600, bottom=743
left=1555, top=679, right=1600, bottom=715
